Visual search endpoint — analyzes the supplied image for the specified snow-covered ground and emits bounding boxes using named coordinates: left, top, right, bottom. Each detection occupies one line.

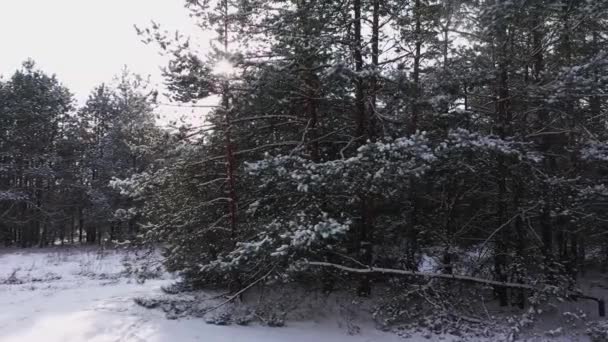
left=0, top=247, right=406, bottom=342
left=0, top=247, right=604, bottom=342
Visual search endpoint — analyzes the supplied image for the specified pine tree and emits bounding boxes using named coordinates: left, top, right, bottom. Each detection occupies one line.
left=114, top=0, right=608, bottom=321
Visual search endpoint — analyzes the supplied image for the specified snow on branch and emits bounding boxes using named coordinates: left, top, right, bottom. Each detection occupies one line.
left=581, top=141, right=608, bottom=161
left=307, top=261, right=538, bottom=290
left=307, top=261, right=606, bottom=315
left=0, top=190, right=28, bottom=202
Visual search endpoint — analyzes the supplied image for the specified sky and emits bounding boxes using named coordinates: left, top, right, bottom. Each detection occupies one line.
left=0, top=0, right=213, bottom=124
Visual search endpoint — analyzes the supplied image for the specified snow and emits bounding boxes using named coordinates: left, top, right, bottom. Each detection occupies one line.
left=0, top=248, right=406, bottom=342
left=0, top=247, right=603, bottom=342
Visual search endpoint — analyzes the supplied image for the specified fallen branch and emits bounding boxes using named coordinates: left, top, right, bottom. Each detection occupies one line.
left=308, top=261, right=537, bottom=290
left=307, top=261, right=606, bottom=317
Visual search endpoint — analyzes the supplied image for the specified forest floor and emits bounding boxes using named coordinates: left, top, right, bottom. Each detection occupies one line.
left=0, top=247, right=405, bottom=342
left=0, top=247, right=604, bottom=341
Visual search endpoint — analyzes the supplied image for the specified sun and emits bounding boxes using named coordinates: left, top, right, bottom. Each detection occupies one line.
left=213, top=59, right=236, bottom=77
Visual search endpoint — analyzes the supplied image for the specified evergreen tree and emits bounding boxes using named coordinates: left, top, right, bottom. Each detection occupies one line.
left=0, top=61, right=73, bottom=247
left=112, top=0, right=608, bottom=322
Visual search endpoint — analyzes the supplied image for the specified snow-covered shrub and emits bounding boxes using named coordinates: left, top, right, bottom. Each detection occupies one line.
left=586, top=320, right=608, bottom=342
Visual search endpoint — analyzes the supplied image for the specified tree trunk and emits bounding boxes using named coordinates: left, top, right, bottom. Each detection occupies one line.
left=78, top=207, right=84, bottom=244
left=369, top=0, right=380, bottom=140
left=353, top=0, right=366, bottom=140
left=494, top=0, right=511, bottom=306
left=410, top=0, right=422, bottom=134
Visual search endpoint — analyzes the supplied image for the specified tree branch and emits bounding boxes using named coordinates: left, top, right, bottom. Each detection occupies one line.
left=307, top=261, right=536, bottom=290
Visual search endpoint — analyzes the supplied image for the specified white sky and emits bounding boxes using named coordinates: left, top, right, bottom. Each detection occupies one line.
left=0, top=0, right=213, bottom=124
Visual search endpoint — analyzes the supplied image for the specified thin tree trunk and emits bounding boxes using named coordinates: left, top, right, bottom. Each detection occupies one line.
left=369, top=0, right=380, bottom=140
left=410, top=0, right=422, bottom=134
left=70, top=211, right=75, bottom=244
left=494, top=0, right=511, bottom=306
left=402, top=0, right=425, bottom=273
left=353, top=0, right=366, bottom=140
left=78, top=207, right=84, bottom=244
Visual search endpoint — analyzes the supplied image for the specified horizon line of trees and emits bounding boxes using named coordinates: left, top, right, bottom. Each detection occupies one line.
left=0, top=61, right=163, bottom=248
